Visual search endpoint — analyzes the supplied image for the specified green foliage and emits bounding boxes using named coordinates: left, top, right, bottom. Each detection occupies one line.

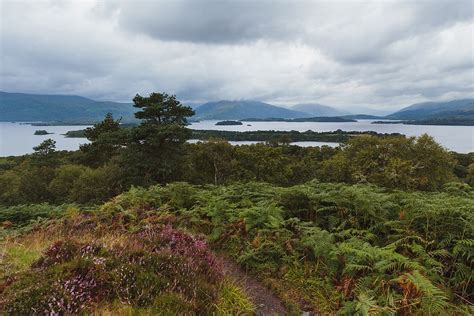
left=48, top=164, right=87, bottom=202
left=116, top=92, right=195, bottom=186
left=0, top=203, right=68, bottom=226
left=0, top=169, right=22, bottom=204
left=132, top=92, right=194, bottom=125
left=2, top=182, right=473, bottom=314
left=32, top=138, right=56, bottom=159
left=322, top=134, right=456, bottom=190
left=80, top=113, right=125, bottom=167
left=178, top=182, right=473, bottom=313
left=0, top=129, right=469, bottom=206
left=69, top=164, right=122, bottom=204
left=1, top=93, right=473, bottom=314
left=468, top=163, right=474, bottom=186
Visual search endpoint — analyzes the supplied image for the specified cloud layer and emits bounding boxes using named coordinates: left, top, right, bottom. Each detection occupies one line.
left=1, top=0, right=473, bottom=111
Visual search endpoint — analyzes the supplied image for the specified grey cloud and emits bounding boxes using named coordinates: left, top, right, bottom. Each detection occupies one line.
left=105, top=0, right=473, bottom=64
left=103, top=0, right=306, bottom=44
left=0, top=0, right=473, bottom=111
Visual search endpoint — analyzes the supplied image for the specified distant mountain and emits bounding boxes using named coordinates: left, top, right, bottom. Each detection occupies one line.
left=193, top=100, right=309, bottom=120
left=342, top=114, right=384, bottom=120
left=0, top=91, right=136, bottom=122
left=346, top=106, right=392, bottom=116
left=241, top=117, right=356, bottom=122
left=291, top=103, right=349, bottom=117
left=183, top=102, right=204, bottom=110
left=387, top=99, right=474, bottom=120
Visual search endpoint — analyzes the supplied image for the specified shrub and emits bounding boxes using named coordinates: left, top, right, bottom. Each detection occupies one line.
left=1, top=225, right=223, bottom=314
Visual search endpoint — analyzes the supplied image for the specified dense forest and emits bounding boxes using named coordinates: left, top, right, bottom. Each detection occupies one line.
left=1, top=92, right=473, bottom=314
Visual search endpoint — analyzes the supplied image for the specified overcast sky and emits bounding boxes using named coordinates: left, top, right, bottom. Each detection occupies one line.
left=0, top=0, right=473, bottom=111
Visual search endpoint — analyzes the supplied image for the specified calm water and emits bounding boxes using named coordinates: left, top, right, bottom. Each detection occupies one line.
left=190, top=120, right=474, bottom=153
left=1, top=120, right=473, bottom=156
left=0, top=122, right=92, bottom=156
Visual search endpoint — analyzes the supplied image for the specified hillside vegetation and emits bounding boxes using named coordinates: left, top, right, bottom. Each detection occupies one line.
left=1, top=182, right=473, bottom=314
left=1, top=92, right=473, bottom=314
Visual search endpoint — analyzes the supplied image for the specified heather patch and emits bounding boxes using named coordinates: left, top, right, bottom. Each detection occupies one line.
left=0, top=225, right=223, bottom=314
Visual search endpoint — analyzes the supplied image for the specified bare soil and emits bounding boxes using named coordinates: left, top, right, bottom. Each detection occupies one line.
left=219, top=256, right=288, bottom=315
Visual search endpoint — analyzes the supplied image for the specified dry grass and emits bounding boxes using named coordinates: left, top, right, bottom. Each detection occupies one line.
left=0, top=228, right=64, bottom=277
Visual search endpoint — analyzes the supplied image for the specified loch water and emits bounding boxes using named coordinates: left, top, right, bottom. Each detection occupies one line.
left=1, top=120, right=473, bottom=156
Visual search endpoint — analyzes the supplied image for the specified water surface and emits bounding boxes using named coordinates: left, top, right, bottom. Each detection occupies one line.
left=0, top=122, right=91, bottom=156
left=1, top=120, right=472, bottom=156
left=190, top=120, right=474, bottom=153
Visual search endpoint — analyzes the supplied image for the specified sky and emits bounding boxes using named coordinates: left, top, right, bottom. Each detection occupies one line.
left=0, top=0, right=473, bottom=112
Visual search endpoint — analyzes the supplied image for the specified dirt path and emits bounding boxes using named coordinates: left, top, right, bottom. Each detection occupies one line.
left=219, top=256, right=288, bottom=315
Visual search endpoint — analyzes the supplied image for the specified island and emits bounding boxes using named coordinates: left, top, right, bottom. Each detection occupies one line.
left=63, top=130, right=87, bottom=138
left=190, top=129, right=402, bottom=143
left=215, top=120, right=243, bottom=126
left=372, top=118, right=474, bottom=126
left=34, top=130, right=53, bottom=135
left=242, top=116, right=356, bottom=122
left=65, top=128, right=402, bottom=143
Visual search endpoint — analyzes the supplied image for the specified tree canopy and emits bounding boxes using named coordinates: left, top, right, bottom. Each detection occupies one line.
left=133, top=92, right=194, bottom=125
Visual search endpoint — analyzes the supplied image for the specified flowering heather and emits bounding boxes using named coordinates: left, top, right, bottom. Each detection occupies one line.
left=156, top=225, right=222, bottom=281
left=1, top=225, right=222, bottom=314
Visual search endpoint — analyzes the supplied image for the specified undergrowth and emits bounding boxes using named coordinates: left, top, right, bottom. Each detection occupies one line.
left=1, top=181, right=473, bottom=314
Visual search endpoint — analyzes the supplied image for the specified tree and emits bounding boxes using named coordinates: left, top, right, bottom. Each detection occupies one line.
left=133, top=92, right=194, bottom=125
left=0, top=170, right=23, bottom=204
left=18, top=139, right=59, bottom=202
left=70, top=164, right=122, bottom=203
left=320, top=134, right=455, bottom=190
left=80, top=113, right=125, bottom=167
left=48, top=164, right=87, bottom=202
left=184, top=140, right=235, bottom=185
left=120, top=92, right=195, bottom=186
left=33, top=138, right=56, bottom=156
left=32, top=139, right=58, bottom=167
left=468, top=163, right=474, bottom=186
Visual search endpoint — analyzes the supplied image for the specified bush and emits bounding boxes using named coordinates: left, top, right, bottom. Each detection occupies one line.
left=0, top=204, right=68, bottom=226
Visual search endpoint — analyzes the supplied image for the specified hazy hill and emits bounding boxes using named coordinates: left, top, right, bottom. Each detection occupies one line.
left=291, top=103, right=349, bottom=117
left=0, top=91, right=136, bottom=122
left=387, top=99, right=474, bottom=120
left=193, top=100, right=309, bottom=120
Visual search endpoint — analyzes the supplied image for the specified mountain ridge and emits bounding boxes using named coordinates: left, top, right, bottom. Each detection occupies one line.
left=387, top=99, right=474, bottom=120
left=193, top=100, right=310, bottom=120
left=0, top=91, right=136, bottom=122
left=290, top=103, right=349, bottom=117
left=2, top=91, right=473, bottom=123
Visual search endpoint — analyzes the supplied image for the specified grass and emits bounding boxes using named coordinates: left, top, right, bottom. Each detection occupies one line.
left=215, top=278, right=256, bottom=315
left=0, top=229, right=63, bottom=278
left=93, top=294, right=195, bottom=316
left=0, top=244, right=41, bottom=278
